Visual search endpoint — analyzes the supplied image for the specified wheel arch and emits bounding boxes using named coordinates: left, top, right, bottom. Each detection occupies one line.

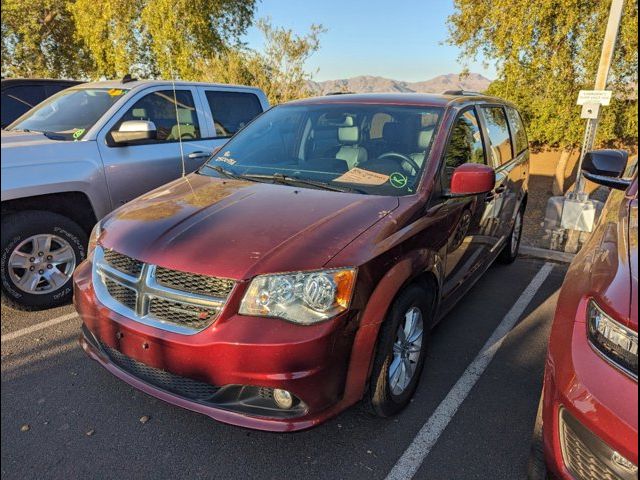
left=341, top=250, right=443, bottom=406
left=1, top=192, right=98, bottom=233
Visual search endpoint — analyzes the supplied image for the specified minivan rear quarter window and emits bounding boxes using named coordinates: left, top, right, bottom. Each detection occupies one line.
left=480, top=106, right=513, bottom=166
left=205, top=91, right=262, bottom=137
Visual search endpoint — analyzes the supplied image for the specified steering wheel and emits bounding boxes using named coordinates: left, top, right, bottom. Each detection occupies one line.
left=377, top=152, right=421, bottom=175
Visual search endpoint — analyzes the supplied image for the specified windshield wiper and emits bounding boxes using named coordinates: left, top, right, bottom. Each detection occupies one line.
left=257, top=173, right=367, bottom=194
left=42, top=131, right=68, bottom=141
left=200, top=164, right=266, bottom=183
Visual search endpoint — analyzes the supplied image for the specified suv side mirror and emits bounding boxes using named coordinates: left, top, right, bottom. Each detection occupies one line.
left=448, top=163, right=496, bottom=196
left=110, top=120, right=157, bottom=145
left=582, top=149, right=631, bottom=191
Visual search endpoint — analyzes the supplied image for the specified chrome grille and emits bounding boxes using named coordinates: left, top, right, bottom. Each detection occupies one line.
left=103, top=249, right=143, bottom=277
left=104, top=278, right=137, bottom=310
left=149, top=297, right=219, bottom=331
left=93, top=246, right=232, bottom=334
left=560, top=408, right=637, bottom=480
left=156, top=266, right=234, bottom=298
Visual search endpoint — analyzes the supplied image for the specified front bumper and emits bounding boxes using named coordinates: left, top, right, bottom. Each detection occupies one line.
left=74, top=259, right=358, bottom=432
left=542, top=299, right=638, bottom=479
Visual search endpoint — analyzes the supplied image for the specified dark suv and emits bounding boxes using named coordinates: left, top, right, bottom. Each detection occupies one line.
left=1, top=78, right=82, bottom=128
left=75, top=92, right=530, bottom=431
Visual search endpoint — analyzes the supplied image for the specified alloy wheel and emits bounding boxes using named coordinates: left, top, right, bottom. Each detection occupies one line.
left=8, top=234, right=77, bottom=295
left=389, top=306, right=424, bottom=396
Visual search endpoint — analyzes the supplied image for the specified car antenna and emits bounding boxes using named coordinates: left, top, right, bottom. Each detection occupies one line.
left=167, top=50, right=186, bottom=177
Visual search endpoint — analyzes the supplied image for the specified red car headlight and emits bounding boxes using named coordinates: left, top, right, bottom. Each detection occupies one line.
left=587, top=299, right=638, bottom=380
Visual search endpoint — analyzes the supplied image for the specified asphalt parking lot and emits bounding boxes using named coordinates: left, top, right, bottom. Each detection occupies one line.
left=1, top=257, right=567, bottom=480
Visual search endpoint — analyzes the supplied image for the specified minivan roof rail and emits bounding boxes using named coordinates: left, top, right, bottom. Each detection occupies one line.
left=325, top=91, right=356, bottom=96
left=442, top=89, right=485, bottom=96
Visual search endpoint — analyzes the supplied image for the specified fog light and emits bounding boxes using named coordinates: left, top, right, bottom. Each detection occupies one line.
left=273, top=388, right=294, bottom=409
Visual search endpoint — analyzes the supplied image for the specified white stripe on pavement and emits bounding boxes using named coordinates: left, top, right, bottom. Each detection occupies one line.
left=386, top=262, right=554, bottom=480
left=1, top=312, right=79, bottom=343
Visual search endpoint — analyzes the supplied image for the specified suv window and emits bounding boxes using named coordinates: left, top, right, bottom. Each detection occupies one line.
left=114, top=90, right=201, bottom=142
left=480, top=106, right=513, bottom=166
left=506, top=107, right=528, bottom=156
left=443, top=109, right=486, bottom=187
left=204, top=91, right=262, bottom=137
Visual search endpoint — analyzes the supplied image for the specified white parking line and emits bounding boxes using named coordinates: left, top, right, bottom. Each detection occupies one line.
left=1, top=312, right=79, bottom=344
left=385, top=262, right=554, bottom=480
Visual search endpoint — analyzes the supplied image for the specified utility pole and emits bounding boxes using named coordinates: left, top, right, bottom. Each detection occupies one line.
left=573, top=0, right=625, bottom=197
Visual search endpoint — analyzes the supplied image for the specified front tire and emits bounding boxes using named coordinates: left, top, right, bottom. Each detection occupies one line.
left=1, top=211, right=87, bottom=311
left=364, top=284, right=433, bottom=417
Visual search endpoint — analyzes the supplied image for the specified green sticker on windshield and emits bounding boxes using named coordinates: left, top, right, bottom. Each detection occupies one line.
left=389, top=172, right=408, bottom=189
left=72, top=128, right=85, bottom=141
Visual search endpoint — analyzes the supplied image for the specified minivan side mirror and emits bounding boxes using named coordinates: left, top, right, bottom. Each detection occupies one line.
left=582, top=149, right=631, bottom=191
left=448, top=163, right=496, bottom=196
left=110, top=120, right=157, bottom=145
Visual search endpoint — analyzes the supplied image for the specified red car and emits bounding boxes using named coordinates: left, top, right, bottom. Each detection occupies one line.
left=74, top=92, right=530, bottom=431
left=529, top=150, right=638, bottom=479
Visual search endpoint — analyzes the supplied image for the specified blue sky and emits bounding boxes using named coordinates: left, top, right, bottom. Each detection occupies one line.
left=242, top=0, right=496, bottom=82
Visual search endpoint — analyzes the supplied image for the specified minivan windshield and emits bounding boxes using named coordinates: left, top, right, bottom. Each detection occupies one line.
left=200, top=103, right=443, bottom=196
left=8, top=87, right=128, bottom=140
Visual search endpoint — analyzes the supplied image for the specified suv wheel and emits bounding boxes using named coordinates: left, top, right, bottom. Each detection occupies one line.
left=1, top=211, right=87, bottom=311
left=498, top=205, right=525, bottom=264
left=364, top=284, right=433, bottom=417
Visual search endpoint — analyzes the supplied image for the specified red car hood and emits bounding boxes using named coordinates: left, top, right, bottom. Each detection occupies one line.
left=100, top=173, right=399, bottom=280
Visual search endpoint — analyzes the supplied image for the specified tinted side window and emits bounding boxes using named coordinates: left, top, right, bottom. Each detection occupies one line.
left=205, top=91, right=262, bottom=137
left=480, top=106, right=513, bottom=166
left=506, top=107, right=528, bottom=156
left=1, top=86, right=47, bottom=127
left=114, top=90, right=201, bottom=142
left=443, top=109, right=486, bottom=187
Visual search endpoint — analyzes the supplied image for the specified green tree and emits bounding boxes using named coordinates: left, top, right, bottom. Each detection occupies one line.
left=1, top=0, right=257, bottom=79
left=1, top=0, right=94, bottom=77
left=448, top=0, right=638, bottom=150
left=195, top=18, right=326, bottom=104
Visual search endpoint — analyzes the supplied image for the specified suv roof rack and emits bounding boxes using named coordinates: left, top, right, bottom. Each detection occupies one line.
left=442, top=89, right=484, bottom=96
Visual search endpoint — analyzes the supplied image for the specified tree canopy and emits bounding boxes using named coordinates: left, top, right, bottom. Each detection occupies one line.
left=448, top=0, right=638, bottom=148
left=1, top=0, right=257, bottom=79
left=195, top=18, right=326, bottom=105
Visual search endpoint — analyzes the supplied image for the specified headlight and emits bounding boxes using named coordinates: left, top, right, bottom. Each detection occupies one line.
left=239, top=268, right=357, bottom=325
left=587, top=299, right=638, bottom=379
left=88, top=221, right=102, bottom=253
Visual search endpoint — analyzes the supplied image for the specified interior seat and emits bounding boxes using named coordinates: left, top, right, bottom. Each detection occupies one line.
left=336, top=124, right=367, bottom=169
left=410, top=126, right=436, bottom=168
left=167, top=108, right=198, bottom=140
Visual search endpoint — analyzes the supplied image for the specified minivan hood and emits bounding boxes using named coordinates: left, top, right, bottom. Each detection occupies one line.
left=100, top=173, right=400, bottom=280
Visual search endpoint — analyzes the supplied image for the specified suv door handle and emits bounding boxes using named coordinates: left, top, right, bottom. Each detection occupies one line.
left=187, top=151, right=210, bottom=159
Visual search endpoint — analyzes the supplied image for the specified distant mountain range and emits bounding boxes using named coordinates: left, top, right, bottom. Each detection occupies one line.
left=308, top=73, right=492, bottom=95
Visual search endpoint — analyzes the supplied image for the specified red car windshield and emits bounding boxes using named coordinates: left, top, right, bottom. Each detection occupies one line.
left=201, top=103, right=444, bottom=196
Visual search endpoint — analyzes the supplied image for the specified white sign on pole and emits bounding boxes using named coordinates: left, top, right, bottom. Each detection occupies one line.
left=577, top=90, right=613, bottom=106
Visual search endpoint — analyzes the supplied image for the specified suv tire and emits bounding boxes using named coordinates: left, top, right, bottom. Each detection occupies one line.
left=1, top=211, right=87, bottom=311
left=364, top=284, right=433, bottom=417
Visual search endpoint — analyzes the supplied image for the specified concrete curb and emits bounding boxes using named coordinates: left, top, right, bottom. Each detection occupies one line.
left=519, top=245, right=575, bottom=264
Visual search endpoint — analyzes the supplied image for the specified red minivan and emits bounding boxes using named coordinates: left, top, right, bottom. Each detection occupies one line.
left=529, top=150, right=638, bottom=479
left=74, top=93, right=530, bottom=431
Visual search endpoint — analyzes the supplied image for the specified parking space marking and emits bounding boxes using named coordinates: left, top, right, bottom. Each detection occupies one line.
left=1, top=312, right=79, bottom=343
left=385, top=262, right=554, bottom=480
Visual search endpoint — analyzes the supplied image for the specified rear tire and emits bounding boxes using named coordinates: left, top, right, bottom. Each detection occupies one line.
left=1, top=211, right=87, bottom=311
left=364, top=284, right=433, bottom=417
left=498, top=204, right=525, bottom=264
